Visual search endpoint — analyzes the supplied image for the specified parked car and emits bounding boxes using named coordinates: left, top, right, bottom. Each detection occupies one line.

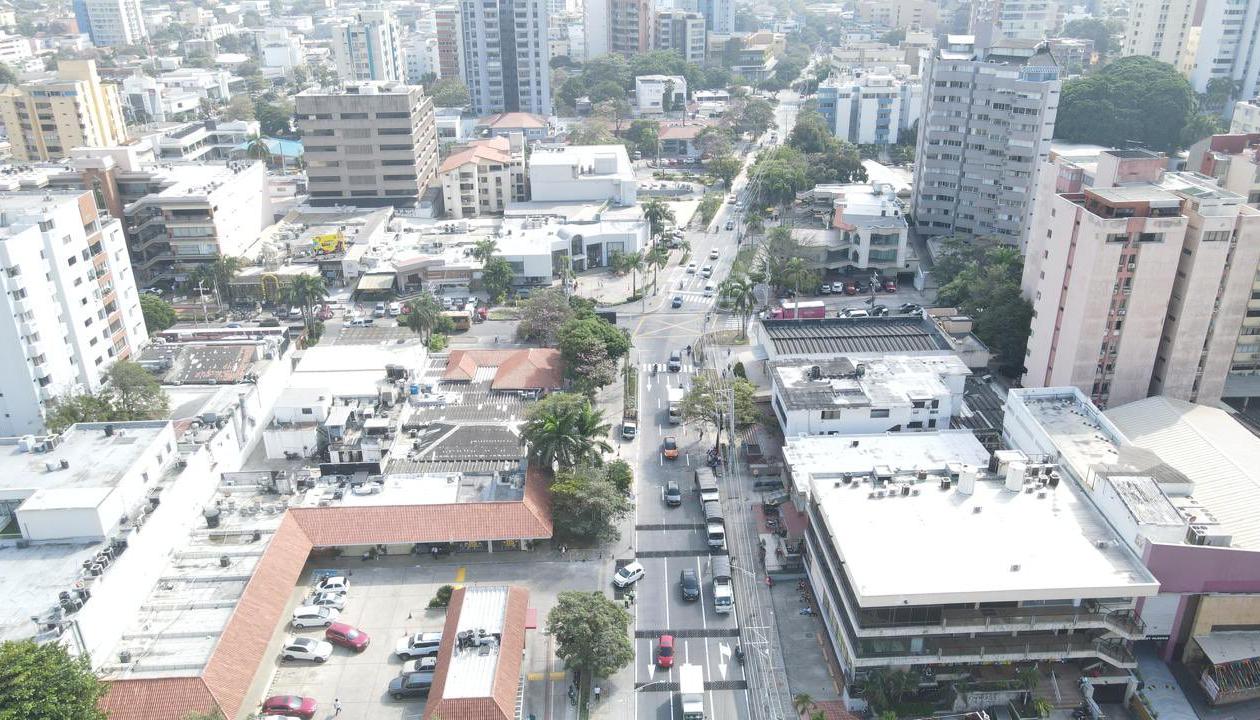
left=819, top=283, right=831, bottom=295
left=725, top=221, right=734, bottom=231
left=662, top=436, right=679, bottom=459
left=686, top=262, right=697, bottom=274
left=388, top=301, right=402, bottom=316
left=316, top=576, right=350, bottom=593
left=657, top=634, right=675, bottom=668
left=260, top=695, right=317, bottom=719
left=843, top=309, right=870, bottom=318
left=325, top=622, right=370, bottom=652
left=672, top=295, right=684, bottom=308
left=664, top=481, right=682, bottom=506
left=395, top=632, right=444, bottom=659
left=348, top=316, right=373, bottom=326
left=871, top=304, right=889, bottom=317
left=843, top=281, right=857, bottom=295
left=612, top=560, right=646, bottom=588
left=401, top=657, right=438, bottom=675
left=709, top=248, right=719, bottom=259
left=883, top=278, right=898, bottom=292
left=281, top=637, right=333, bottom=663
left=291, top=606, right=338, bottom=629
left=373, top=302, right=387, bottom=317
left=305, top=591, right=346, bottom=611
left=389, top=671, right=435, bottom=699
left=679, top=569, right=701, bottom=601
left=288, top=306, right=304, bottom=319
left=899, top=303, right=921, bottom=314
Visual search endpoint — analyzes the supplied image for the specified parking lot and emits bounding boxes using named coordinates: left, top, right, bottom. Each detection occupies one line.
left=254, top=551, right=619, bottom=720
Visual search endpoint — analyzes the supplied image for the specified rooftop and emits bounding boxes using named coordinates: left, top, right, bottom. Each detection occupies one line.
left=477, top=112, right=547, bottom=130
left=1194, top=631, right=1260, bottom=665
left=831, top=183, right=907, bottom=229
left=784, top=430, right=991, bottom=483
left=0, top=190, right=90, bottom=237
left=760, top=316, right=952, bottom=356
left=439, top=136, right=513, bottom=173
left=442, top=349, right=564, bottom=392
left=287, top=344, right=426, bottom=398
left=1015, top=390, right=1125, bottom=472
left=137, top=342, right=269, bottom=385
left=528, top=144, right=634, bottom=180
left=423, top=586, right=529, bottom=720
left=0, top=422, right=170, bottom=496
left=770, top=356, right=965, bottom=411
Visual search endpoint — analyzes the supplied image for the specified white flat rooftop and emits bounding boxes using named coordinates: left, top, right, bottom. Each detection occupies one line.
left=1018, top=394, right=1123, bottom=474
left=445, top=586, right=508, bottom=699
left=0, top=422, right=169, bottom=496
left=0, top=540, right=101, bottom=643
left=784, top=431, right=991, bottom=483
left=299, top=473, right=461, bottom=507
left=812, top=464, right=1160, bottom=606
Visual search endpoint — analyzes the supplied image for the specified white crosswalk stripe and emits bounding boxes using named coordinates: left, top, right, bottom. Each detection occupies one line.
left=672, top=290, right=716, bottom=308
left=640, top=362, right=700, bottom=375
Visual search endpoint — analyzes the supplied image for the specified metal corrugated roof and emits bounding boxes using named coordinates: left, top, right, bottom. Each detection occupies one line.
left=1107, top=396, right=1260, bottom=550
left=762, top=317, right=950, bottom=356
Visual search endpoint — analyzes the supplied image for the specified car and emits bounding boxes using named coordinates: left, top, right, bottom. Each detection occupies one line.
left=844, top=309, right=870, bottom=318
left=701, top=265, right=713, bottom=278
left=260, top=317, right=281, bottom=327
left=667, top=351, right=682, bottom=372
left=703, top=282, right=714, bottom=297
left=662, top=436, right=679, bottom=459
left=389, top=671, right=435, bottom=700
left=819, top=283, right=831, bottom=295
left=856, top=280, right=870, bottom=293
left=843, top=282, right=857, bottom=295
left=883, top=279, right=898, bottom=292
left=899, top=303, right=922, bottom=314
left=726, top=194, right=736, bottom=202
left=401, top=656, right=438, bottom=675
left=288, top=306, right=304, bottom=319
left=734, top=201, right=744, bottom=210
left=348, top=316, right=372, bottom=326
left=664, top=481, right=682, bottom=506
left=260, top=695, right=317, bottom=719
left=388, top=301, right=402, bottom=316
left=686, top=262, right=697, bottom=274
left=441, top=296, right=454, bottom=310
left=373, top=302, right=387, bottom=317
left=725, top=221, right=735, bottom=231
left=316, top=576, right=350, bottom=593
left=656, top=634, right=675, bottom=668
left=325, top=622, right=369, bottom=652
left=139, top=287, right=163, bottom=296
left=225, top=322, right=242, bottom=328
left=281, top=637, right=333, bottom=663
left=396, top=632, right=444, bottom=659
left=671, top=295, right=684, bottom=308
left=305, top=591, right=346, bottom=610
left=871, top=304, right=889, bottom=317
left=709, top=248, right=719, bottom=259
left=679, top=569, right=701, bottom=601
left=291, top=606, right=338, bottom=629
left=612, top=560, right=645, bottom=588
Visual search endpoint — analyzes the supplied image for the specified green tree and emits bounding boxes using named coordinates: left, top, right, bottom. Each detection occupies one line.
left=936, top=239, right=1034, bottom=377
left=285, top=273, right=328, bottom=335
left=567, top=119, right=616, bottom=145
left=625, top=119, right=660, bottom=158
left=782, top=257, right=817, bottom=301
left=402, top=292, right=442, bottom=341
left=605, top=459, right=633, bottom=494
left=426, top=78, right=472, bottom=107
left=708, top=154, right=742, bottom=188
left=1180, top=111, right=1225, bottom=148
left=45, top=392, right=116, bottom=433
left=793, top=692, right=817, bottom=716
left=718, top=273, right=758, bottom=339
left=1061, top=17, right=1114, bottom=57
left=550, top=465, right=633, bottom=542
left=680, top=374, right=759, bottom=451
left=695, top=126, right=734, bottom=158
left=546, top=591, right=634, bottom=678
left=255, top=98, right=294, bottom=137
left=642, top=198, right=676, bottom=239
left=1054, top=56, right=1197, bottom=151
left=557, top=316, right=628, bottom=394
left=0, top=639, right=107, bottom=720
left=193, top=254, right=242, bottom=306
left=472, top=237, right=499, bottom=263
left=140, top=293, right=177, bottom=333
left=244, top=134, right=270, bottom=165
left=729, top=96, right=776, bottom=136
left=0, top=62, right=17, bottom=85
left=515, top=288, right=576, bottom=344
left=697, top=194, right=723, bottom=225
left=521, top=392, right=613, bottom=468
left=646, top=244, right=670, bottom=292
left=481, top=257, right=514, bottom=303
left=107, top=360, right=170, bottom=420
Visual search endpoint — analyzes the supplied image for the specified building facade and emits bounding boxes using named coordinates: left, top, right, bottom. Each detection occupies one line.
left=1123, top=0, right=1260, bottom=96
left=911, top=37, right=1060, bottom=242
left=73, top=0, right=147, bottom=47
left=459, top=0, right=551, bottom=116
left=332, top=8, right=405, bottom=83
left=1021, top=149, right=1260, bottom=407
left=853, top=0, right=939, bottom=31
left=969, top=0, right=1060, bottom=48
left=0, top=190, right=147, bottom=435
left=528, top=144, right=636, bottom=205
left=634, top=75, right=687, bottom=115
left=818, top=72, right=921, bottom=146
left=296, top=82, right=441, bottom=208
left=0, top=60, right=128, bottom=161
left=654, top=10, right=706, bottom=64
left=438, top=135, right=526, bottom=218
left=433, top=5, right=464, bottom=81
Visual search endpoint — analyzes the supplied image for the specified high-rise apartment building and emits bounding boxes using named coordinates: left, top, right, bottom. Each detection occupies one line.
left=1123, top=0, right=1260, bottom=96
left=72, top=0, right=147, bottom=47
left=332, top=8, right=405, bottom=83
left=654, top=9, right=706, bottom=63
left=696, top=0, right=734, bottom=33
left=459, top=0, right=552, bottom=116
left=585, top=0, right=654, bottom=58
left=0, top=190, right=147, bottom=435
left=969, top=0, right=1059, bottom=48
left=433, top=5, right=464, bottom=80
left=0, top=60, right=128, bottom=161
left=1022, top=149, right=1260, bottom=407
left=818, top=72, right=922, bottom=146
left=911, top=36, right=1060, bottom=242
left=296, top=81, right=440, bottom=208
left=854, top=0, right=939, bottom=32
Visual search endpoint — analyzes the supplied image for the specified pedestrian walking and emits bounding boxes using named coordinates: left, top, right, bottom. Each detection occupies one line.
left=334, top=698, right=342, bottom=715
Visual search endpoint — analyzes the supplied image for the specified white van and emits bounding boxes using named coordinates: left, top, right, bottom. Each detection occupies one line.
left=388, top=301, right=402, bottom=316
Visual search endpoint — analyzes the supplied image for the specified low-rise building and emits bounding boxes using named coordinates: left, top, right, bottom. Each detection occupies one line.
left=122, top=68, right=235, bottom=123
left=1231, top=99, right=1260, bottom=134
left=475, top=112, right=551, bottom=142
left=257, top=28, right=304, bottom=75
left=796, top=183, right=909, bottom=272
left=723, top=30, right=785, bottom=81
left=754, top=315, right=990, bottom=369
left=423, top=586, right=529, bottom=720
left=527, top=144, right=636, bottom=206
left=498, top=201, right=647, bottom=279
left=634, top=74, right=687, bottom=115
left=438, top=135, right=527, bottom=218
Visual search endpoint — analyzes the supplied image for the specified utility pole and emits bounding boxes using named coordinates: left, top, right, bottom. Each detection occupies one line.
left=195, top=280, right=210, bottom=324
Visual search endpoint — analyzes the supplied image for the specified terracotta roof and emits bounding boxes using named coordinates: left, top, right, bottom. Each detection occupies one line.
left=423, top=586, right=529, bottom=720
left=439, top=137, right=513, bottom=173
left=478, top=112, right=547, bottom=130
left=442, top=349, right=564, bottom=391
left=100, top=677, right=219, bottom=720
left=658, top=121, right=713, bottom=141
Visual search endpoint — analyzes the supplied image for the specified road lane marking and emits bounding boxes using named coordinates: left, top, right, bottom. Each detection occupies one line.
left=454, top=566, right=465, bottom=583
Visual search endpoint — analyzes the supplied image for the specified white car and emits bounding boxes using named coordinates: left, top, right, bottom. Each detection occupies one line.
left=401, top=657, right=438, bottom=675
left=306, top=591, right=347, bottom=611
left=396, top=632, right=444, bottom=659
left=388, top=301, right=402, bottom=316
left=686, top=262, right=697, bottom=274
left=612, top=560, right=646, bottom=588
left=291, top=605, right=338, bottom=629
left=709, top=249, right=719, bottom=260
left=703, top=282, right=714, bottom=297
left=844, top=309, right=870, bottom=318
left=281, top=637, right=333, bottom=663
left=701, top=265, right=713, bottom=278
left=316, top=576, right=350, bottom=593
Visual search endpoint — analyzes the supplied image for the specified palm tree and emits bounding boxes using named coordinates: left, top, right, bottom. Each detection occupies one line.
left=522, top=395, right=613, bottom=468
left=192, top=254, right=243, bottom=307
left=782, top=257, right=815, bottom=314
left=244, top=134, right=270, bottom=167
left=646, top=244, right=669, bottom=294
left=792, top=692, right=816, bottom=717
left=402, top=292, right=442, bottom=341
left=626, top=250, right=646, bottom=297
left=719, top=273, right=758, bottom=339
left=286, top=273, right=327, bottom=334
left=642, top=199, right=676, bottom=240
left=471, top=238, right=498, bottom=264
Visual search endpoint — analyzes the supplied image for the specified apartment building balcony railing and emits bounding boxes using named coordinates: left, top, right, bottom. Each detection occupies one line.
left=854, top=604, right=1145, bottom=640
left=854, top=634, right=1136, bottom=668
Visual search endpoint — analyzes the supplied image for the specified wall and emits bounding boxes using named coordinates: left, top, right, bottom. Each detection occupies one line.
left=1182, top=594, right=1260, bottom=663
left=18, top=505, right=111, bottom=542
left=263, top=426, right=319, bottom=458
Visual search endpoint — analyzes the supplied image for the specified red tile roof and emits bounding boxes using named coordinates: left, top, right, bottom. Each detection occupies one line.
left=439, top=137, right=513, bottom=173
left=658, top=121, right=714, bottom=141
left=442, top=349, right=564, bottom=391
left=423, top=586, right=530, bottom=720
left=100, top=677, right=219, bottom=720
left=478, top=112, right=547, bottom=130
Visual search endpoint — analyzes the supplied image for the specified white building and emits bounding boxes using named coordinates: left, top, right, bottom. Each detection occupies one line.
left=76, top=0, right=147, bottom=47
left=528, top=144, right=636, bottom=206
left=122, top=68, right=234, bottom=123
left=769, top=355, right=969, bottom=437
left=654, top=10, right=706, bottom=63
left=0, top=32, right=31, bottom=64
left=403, top=34, right=441, bottom=85
left=635, top=74, right=687, bottom=115
left=817, top=72, right=921, bottom=146
left=498, top=202, right=648, bottom=280
left=257, top=28, right=304, bottom=75
left=459, top=0, right=551, bottom=116
left=1123, top=0, right=1260, bottom=96
left=333, top=8, right=405, bottom=83
left=1231, top=99, right=1260, bottom=134
left=438, top=135, right=527, bottom=218
left=0, top=191, right=147, bottom=434
left=970, top=0, right=1060, bottom=47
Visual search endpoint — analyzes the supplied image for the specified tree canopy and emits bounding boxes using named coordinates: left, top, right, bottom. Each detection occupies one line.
left=1061, top=18, right=1116, bottom=57
left=480, top=258, right=514, bottom=303
left=521, top=392, right=612, bottom=468
left=0, top=639, right=108, bottom=720
left=680, top=374, right=759, bottom=451
left=934, top=236, right=1034, bottom=377
left=1054, top=56, right=1214, bottom=151
left=550, top=464, right=633, bottom=542
left=139, top=294, right=177, bottom=333
left=425, top=78, right=472, bottom=108
left=46, top=361, right=169, bottom=432
left=555, top=51, right=732, bottom=112
left=546, top=592, right=634, bottom=678
left=557, top=314, right=631, bottom=394
left=515, top=289, right=578, bottom=344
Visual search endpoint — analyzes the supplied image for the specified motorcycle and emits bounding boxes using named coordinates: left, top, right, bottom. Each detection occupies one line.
left=734, top=645, right=745, bottom=665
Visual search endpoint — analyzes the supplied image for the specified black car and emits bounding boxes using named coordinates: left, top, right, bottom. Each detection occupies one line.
left=389, top=671, right=434, bottom=699
left=664, top=481, right=682, bottom=506
left=871, top=304, right=889, bottom=317
left=679, top=569, right=701, bottom=601
left=725, top=221, right=734, bottom=230
left=672, top=295, right=684, bottom=308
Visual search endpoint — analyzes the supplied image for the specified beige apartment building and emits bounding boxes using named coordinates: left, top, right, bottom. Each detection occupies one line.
left=296, top=81, right=439, bottom=208
left=437, top=134, right=526, bottom=218
left=1022, top=149, right=1260, bottom=408
left=0, top=60, right=127, bottom=161
left=853, top=0, right=938, bottom=31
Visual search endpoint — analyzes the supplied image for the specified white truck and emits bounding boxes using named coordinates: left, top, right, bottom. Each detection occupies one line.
left=711, top=555, right=734, bottom=614
left=694, top=467, right=719, bottom=507
left=679, top=663, right=706, bottom=719
left=667, top=386, right=685, bottom=424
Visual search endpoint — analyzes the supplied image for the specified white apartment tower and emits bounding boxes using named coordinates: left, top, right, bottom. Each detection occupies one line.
left=969, top=0, right=1059, bottom=48
left=911, top=36, right=1061, bottom=242
left=459, top=0, right=552, bottom=116
left=1022, top=149, right=1260, bottom=407
left=333, top=8, right=405, bottom=83
left=1123, top=0, right=1260, bottom=96
left=655, top=9, right=706, bottom=64
left=0, top=190, right=147, bottom=435
left=75, top=0, right=148, bottom=47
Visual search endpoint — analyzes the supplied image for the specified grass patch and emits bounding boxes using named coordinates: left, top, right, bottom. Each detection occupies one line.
left=488, top=308, right=521, bottom=320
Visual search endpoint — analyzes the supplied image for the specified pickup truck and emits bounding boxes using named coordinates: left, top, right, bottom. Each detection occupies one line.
left=712, top=555, right=734, bottom=614
left=703, top=501, right=726, bottom=551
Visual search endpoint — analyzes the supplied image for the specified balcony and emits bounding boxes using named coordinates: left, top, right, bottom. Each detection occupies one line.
left=853, top=634, right=1136, bottom=669
left=853, top=604, right=1145, bottom=640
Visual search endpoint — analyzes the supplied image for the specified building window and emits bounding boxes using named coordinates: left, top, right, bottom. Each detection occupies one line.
left=870, top=409, right=890, bottom=418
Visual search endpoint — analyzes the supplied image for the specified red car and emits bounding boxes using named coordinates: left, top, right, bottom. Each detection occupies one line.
left=656, top=634, right=675, bottom=668
left=325, top=622, right=370, bottom=652
left=843, top=281, right=857, bottom=295
left=261, top=695, right=317, bottom=719
left=883, top=279, right=897, bottom=292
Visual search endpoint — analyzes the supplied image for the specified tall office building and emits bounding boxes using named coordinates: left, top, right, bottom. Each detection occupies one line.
left=969, top=0, right=1059, bottom=49
left=72, top=0, right=147, bottom=47
left=1123, top=0, right=1260, bottom=95
left=296, top=81, right=440, bottom=208
left=697, top=0, right=734, bottom=32
left=0, top=190, right=147, bottom=435
left=911, top=36, right=1060, bottom=242
left=1022, top=148, right=1260, bottom=407
left=0, top=60, right=128, bottom=161
left=332, top=8, right=405, bottom=83
left=433, top=5, right=464, bottom=80
left=459, top=0, right=552, bottom=116
left=655, top=9, right=706, bottom=63
left=585, top=0, right=654, bottom=58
